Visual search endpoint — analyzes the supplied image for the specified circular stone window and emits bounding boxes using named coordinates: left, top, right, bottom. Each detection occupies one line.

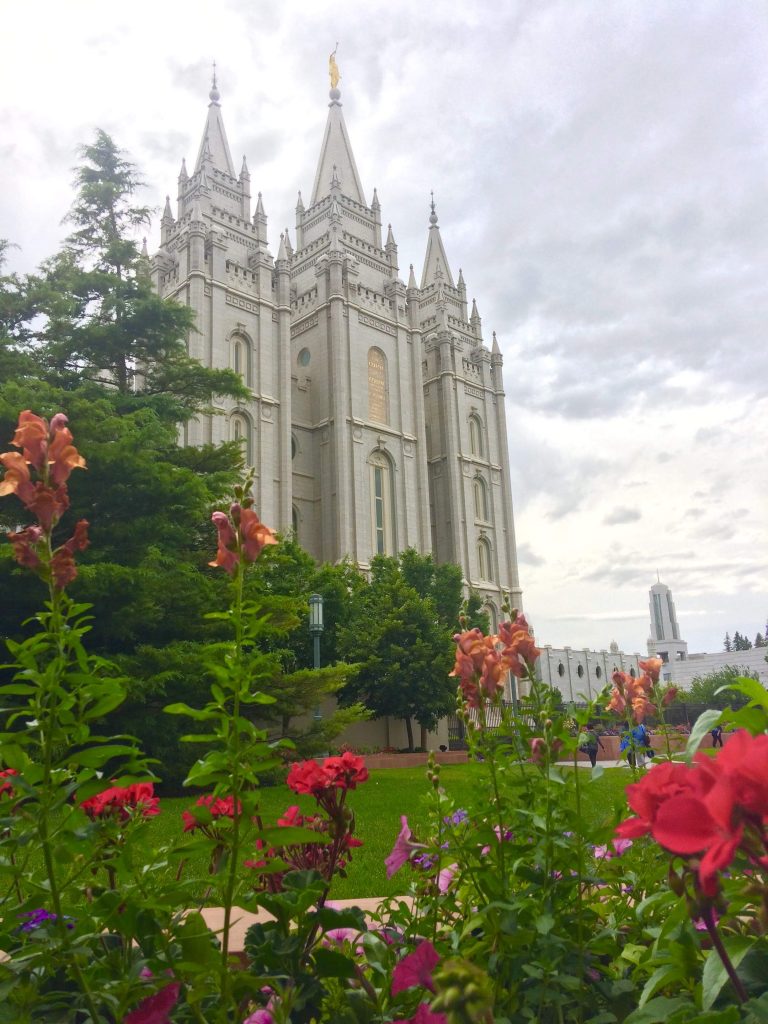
left=298, top=348, right=311, bottom=367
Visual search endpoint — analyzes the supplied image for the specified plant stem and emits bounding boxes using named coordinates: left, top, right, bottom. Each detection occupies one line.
left=220, top=559, right=246, bottom=1013
left=702, top=905, right=747, bottom=1003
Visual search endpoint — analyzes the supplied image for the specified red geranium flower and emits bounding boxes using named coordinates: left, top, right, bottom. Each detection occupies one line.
left=287, top=760, right=333, bottom=797
left=323, top=752, right=369, bottom=790
left=81, top=783, right=160, bottom=822
left=0, top=768, right=18, bottom=799
left=181, top=793, right=241, bottom=832
left=615, top=731, right=768, bottom=895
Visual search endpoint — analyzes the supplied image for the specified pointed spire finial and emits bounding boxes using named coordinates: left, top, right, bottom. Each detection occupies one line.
left=209, top=61, right=220, bottom=105
left=408, top=264, right=418, bottom=290
left=331, top=164, right=341, bottom=190
left=492, top=330, right=501, bottom=355
left=429, top=191, right=438, bottom=226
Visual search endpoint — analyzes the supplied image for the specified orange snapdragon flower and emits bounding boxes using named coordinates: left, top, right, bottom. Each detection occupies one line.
left=1, top=411, right=88, bottom=590
left=209, top=502, right=277, bottom=576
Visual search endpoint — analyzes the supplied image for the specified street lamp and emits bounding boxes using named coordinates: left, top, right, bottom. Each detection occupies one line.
left=309, top=593, right=324, bottom=724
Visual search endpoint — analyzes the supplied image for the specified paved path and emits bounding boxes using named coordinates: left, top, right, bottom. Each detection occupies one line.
left=201, top=897, right=407, bottom=952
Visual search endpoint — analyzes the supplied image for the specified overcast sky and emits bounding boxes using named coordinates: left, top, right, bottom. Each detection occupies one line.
left=2, top=0, right=766, bottom=656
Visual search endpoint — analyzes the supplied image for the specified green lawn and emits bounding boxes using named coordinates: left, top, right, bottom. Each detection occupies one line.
left=151, top=763, right=633, bottom=900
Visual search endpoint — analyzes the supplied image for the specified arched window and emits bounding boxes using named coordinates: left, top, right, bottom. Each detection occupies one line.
left=291, top=505, right=299, bottom=538
left=368, top=347, right=389, bottom=424
left=473, top=476, right=489, bottom=521
left=232, top=334, right=250, bottom=385
left=577, top=664, right=584, bottom=678
left=558, top=662, right=565, bottom=678
left=469, top=414, right=484, bottom=457
left=477, top=536, right=493, bottom=581
left=595, top=666, right=602, bottom=680
left=486, top=601, right=498, bottom=633
left=369, top=449, right=395, bottom=556
left=230, top=413, right=252, bottom=465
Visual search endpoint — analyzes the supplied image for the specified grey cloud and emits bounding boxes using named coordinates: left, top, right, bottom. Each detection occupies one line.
left=516, top=543, right=545, bottom=567
left=603, top=507, right=642, bottom=526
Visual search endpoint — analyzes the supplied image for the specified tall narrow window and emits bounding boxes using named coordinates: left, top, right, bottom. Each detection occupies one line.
left=469, top=414, right=484, bottom=457
left=368, top=347, right=389, bottom=424
left=369, top=450, right=395, bottom=556
left=477, top=536, right=493, bottom=581
left=231, top=413, right=252, bottom=465
left=291, top=505, right=299, bottom=538
left=232, top=335, right=249, bottom=385
left=486, top=601, right=498, bottom=633
left=473, top=476, right=489, bottom=521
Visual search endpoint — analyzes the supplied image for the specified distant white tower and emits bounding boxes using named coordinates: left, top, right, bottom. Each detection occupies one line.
left=647, top=579, right=688, bottom=679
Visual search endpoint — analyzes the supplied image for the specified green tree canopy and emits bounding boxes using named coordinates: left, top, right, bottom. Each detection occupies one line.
left=336, top=550, right=462, bottom=751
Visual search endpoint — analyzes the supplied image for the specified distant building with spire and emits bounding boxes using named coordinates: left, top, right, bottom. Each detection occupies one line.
left=647, top=579, right=689, bottom=677
left=152, top=72, right=522, bottom=623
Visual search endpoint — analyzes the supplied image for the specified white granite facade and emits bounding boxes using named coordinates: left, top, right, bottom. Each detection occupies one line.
left=152, top=78, right=522, bottom=613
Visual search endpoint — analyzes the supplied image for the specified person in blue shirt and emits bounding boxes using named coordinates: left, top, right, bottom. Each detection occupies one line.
left=620, top=721, right=652, bottom=768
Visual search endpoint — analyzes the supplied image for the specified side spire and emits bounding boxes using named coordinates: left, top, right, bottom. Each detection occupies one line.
left=420, top=194, right=455, bottom=289
left=194, top=67, right=236, bottom=178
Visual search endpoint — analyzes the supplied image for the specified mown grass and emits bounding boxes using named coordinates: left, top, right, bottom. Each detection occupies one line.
left=149, top=762, right=634, bottom=900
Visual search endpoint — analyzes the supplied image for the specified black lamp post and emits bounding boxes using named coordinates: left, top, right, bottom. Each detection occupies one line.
left=309, top=593, right=324, bottom=724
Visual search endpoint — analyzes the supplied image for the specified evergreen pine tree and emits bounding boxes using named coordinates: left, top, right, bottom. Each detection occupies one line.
left=724, top=632, right=732, bottom=652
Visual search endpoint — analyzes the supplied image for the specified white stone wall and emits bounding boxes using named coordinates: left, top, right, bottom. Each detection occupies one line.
left=665, top=648, right=768, bottom=689
left=536, top=645, right=643, bottom=703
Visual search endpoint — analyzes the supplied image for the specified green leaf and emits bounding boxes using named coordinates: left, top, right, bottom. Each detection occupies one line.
left=623, top=996, right=694, bottom=1022
left=638, top=965, right=686, bottom=1008
left=535, top=912, right=555, bottom=935
left=175, top=911, right=219, bottom=966
left=71, top=743, right=140, bottom=767
left=701, top=937, right=752, bottom=1010
left=686, top=710, right=722, bottom=758
left=590, top=764, right=605, bottom=782
left=719, top=676, right=768, bottom=706
left=312, top=946, right=358, bottom=979
left=164, top=702, right=215, bottom=721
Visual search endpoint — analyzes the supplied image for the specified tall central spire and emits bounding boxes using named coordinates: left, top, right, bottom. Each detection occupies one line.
left=310, top=73, right=366, bottom=207
left=194, top=67, right=236, bottom=178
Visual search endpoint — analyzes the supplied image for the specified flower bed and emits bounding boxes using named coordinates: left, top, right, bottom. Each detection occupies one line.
left=1, top=410, right=766, bottom=1023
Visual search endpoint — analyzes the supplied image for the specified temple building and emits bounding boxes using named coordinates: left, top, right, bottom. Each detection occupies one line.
left=152, top=71, right=522, bottom=623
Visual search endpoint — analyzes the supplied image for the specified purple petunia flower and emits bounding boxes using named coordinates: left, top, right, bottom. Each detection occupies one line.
left=18, top=909, right=74, bottom=933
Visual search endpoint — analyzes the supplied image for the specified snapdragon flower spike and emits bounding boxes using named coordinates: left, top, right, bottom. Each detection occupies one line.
left=1, top=411, right=89, bottom=589
left=449, top=614, right=540, bottom=710
left=209, top=502, right=277, bottom=575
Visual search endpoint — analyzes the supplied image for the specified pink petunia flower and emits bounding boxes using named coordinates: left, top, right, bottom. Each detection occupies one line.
left=385, top=816, right=425, bottom=878
left=392, top=940, right=440, bottom=995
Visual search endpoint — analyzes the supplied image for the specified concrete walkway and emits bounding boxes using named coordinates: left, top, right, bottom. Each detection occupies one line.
left=200, top=897, right=407, bottom=952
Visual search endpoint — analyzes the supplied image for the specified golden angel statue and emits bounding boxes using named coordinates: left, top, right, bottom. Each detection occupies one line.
left=329, top=48, right=340, bottom=89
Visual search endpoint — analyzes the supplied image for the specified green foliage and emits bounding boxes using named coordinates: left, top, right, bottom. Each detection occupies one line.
left=337, top=550, right=461, bottom=750
left=685, top=665, right=759, bottom=707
